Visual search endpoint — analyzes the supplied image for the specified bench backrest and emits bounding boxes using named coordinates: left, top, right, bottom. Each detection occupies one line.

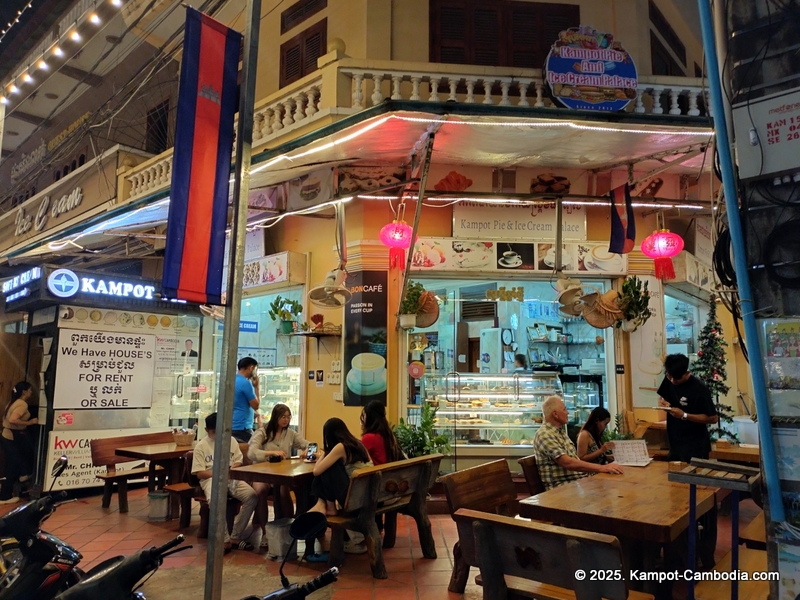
left=518, top=454, right=545, bottom=496
left=454, top=508, right=632, bottom=600
left=342, top=454, right=442, bottom=513
left=440, top=459, right=517, bottom=517
left=90, top=431, right=175, bottom=469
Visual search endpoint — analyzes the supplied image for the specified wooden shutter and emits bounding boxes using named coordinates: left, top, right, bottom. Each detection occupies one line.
left=281, top=0, right=326, bottom=34
left=536, top=3, right=580, bottom=66
left=431, top=0, right=469, bottom=64
left=280, top=18, right=327, bottom=88
left=472, top=5, right=502, bottom=65
left=508, top=3, right=541, bottom=68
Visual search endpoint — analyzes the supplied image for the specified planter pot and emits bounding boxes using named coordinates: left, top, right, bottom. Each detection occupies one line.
left=620, top=319, right=639, bottom=332
left=280, top=320, right=295, bottom=334
left=399, top=314, right=417, bottom=329
left=368, top=342, right=388, bottom=357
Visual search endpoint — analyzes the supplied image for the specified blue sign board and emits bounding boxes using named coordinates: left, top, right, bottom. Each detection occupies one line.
left=545, top=26, right=637, bottom=112
left=218, top=320, right=259, bottom=333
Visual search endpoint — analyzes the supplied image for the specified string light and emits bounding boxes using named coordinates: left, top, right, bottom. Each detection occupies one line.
left=89, top=13, right=100, bottom=25
left=8, top=84, right=19, bottom=94
left=0, top=2, right=33, bottom=46
left=0, top=96, right=8, bottom=105
left=37, top=59, right=47, bottom=70
left=70, top=30, right=81, bottom=42
left=22, top=73, right=33, bottom=83
left=111, top=0, right=123, bottom=6
left=52, top=46, right=63, bottom=57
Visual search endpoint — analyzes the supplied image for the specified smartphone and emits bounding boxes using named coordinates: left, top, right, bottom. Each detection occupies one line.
left=306, top=443, right=318, bottom=461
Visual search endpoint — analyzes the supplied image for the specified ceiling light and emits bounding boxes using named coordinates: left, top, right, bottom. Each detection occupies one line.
left=111, top=0, right=123, bottom=6
left=9, top=84, right=19, bottom=94
left=22, top=73, right=32, bottom=83
left=70, top=31, right=81, bottom=42
left=37, top=60, right=48, bottom=70
left=53, top=46, right=63, bottom=57
left=89, top=14, right=100, bottom=24
left=0, top=96, right=7, bottom=105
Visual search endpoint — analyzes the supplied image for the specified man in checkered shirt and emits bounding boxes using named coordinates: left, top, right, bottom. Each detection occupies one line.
left=533, top=396, right=624, bottom=490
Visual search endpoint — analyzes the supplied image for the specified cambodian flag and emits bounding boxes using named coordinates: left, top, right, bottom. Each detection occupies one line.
left=162, top=8, right=241, bottom=304
left=608, top=183, right=636, bottom=254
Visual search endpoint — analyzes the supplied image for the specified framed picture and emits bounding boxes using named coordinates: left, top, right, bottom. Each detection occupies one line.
left=528, top=348, right=540, bottom=363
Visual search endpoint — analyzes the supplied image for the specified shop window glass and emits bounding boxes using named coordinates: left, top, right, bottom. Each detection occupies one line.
left=650, top=30, right=685, bottom=76
left=648, top=0, right=686, bottom=66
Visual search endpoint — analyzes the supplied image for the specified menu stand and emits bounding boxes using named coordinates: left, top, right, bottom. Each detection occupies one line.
left=668, top=458, right=761, bottom=600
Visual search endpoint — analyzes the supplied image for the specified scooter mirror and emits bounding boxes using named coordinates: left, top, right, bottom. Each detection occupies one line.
left=51, top=455, right=68, bottom=479
left=289, top=512, right=327, bottom=540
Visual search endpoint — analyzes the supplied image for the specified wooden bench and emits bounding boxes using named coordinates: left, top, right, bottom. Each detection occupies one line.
left=326, top=453, right=442, bottom=579
left=518, top=454, right=545, bottom=496
left=90, top=432, right=171, bottom=513
left=739, top=511, right=766, bottom=550
left=439, top=459, right=519, bottom=593
left=695, top=547, right=769, bottom=600
left=454, top=508, right=654, bottom=600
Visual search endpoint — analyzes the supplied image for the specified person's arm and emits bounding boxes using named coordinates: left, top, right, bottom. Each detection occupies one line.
left=247, top=429, right=273, bottom=463
left=192, top=447, right=212, bottom=481
left=661, top=399, right=719, bottom=424
left=576, top=431, right=612, bottom=463
left=313, top=443, right=345, bottom=476
left=8, top=405, right=36, bottom=427
left=231, top=439, right=243, bottom=469
left=291, top=429, right=309, bottom=452
left=555, top=454, right=624, bottom=474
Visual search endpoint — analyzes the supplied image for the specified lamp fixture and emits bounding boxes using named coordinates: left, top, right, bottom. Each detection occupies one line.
left=70, top=30, right=81, bottom=42
left=0, top=96, right=8, bottom=105
left=37, top=60, right=48, bottom=71
left=379, top=209, right=415, bottom=270
left=90, top=13, right=101, bottom=25
left=640, top=229, right=684, bottom=280
left=53, top=46, right=64, bottom=57
left=9, top=84, right=19, bottom=94
left=111, top=0, right=123, bottom=6
left=22, top=73, right=32, bottom=83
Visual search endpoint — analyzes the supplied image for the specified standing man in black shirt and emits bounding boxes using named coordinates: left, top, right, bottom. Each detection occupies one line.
left=657, top=353, right=719, bottom=572
left=657, top=353, right=719, bottom=461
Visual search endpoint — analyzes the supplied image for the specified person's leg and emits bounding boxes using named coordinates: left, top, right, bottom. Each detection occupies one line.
left=309, top=462, right=350, bottom=515
left=231, top=430, right=251, bottom=444
left=16, top=431, right=34, bottom=482
left=251, top=482, right=271, bottom=529
left=279, top=485, right=294, bottom=518
left=0, top=436, right=21, bottom=501
left=230, top=481, right=258, bottom=544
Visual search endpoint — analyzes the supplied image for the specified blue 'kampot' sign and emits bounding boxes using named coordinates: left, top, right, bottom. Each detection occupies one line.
left=545, top=25, right=638, bottom=112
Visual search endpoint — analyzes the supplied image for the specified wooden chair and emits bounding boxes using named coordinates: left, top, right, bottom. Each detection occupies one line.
left=518, top=455, right=545, bottom=496
left=739, top=511, right=766, bottom=551
left=90, top=432, right=172, bottom=513
left=454, top=508, right=654, bottom=600
left=439, top=459, right=518, bottom=594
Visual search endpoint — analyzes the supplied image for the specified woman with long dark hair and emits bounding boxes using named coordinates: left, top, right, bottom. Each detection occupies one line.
left=360, top=400, right=403, bottom=465
left=577, top=406, right=615, bottom=464
left=1, top=381, right=37, bottom=503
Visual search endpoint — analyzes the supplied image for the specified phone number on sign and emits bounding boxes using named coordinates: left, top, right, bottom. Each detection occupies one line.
left=574, top=570, right=780, bottom=582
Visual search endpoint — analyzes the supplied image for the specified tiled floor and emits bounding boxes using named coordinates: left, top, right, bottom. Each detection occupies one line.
left=0, top=486, right=761, bottom=600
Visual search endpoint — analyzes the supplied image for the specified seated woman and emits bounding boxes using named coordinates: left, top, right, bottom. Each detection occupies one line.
left=513, top=353, right=528, bottom=372
left=308, top=418, right=372, bottom=517
left=576, top=406, right=615, bottom=464
left=361, top=400, right=404, bottom=466
left=248, top=404, right=309, bottom=526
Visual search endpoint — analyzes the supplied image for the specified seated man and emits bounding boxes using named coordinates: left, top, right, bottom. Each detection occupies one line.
left=533, top=395, right=624, bottom=490
left=192, top=412, right=258, bottom=552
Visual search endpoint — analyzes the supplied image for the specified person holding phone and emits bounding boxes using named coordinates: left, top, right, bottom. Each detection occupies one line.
left=232, top=357, right=259, bottom=443
left=576, top=407, right=615, bottom=464
left=248, top=404, right=309, bottom=525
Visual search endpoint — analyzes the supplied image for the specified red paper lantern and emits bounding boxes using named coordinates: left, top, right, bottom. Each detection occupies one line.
left=379, top=219, right=415, bottom=270
left=641, top=229, right=684, bottom=280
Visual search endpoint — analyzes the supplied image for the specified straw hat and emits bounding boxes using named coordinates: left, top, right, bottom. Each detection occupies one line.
left=556, top=278, right=584, bottom=316
left=582, top=289, right=623, bottom=329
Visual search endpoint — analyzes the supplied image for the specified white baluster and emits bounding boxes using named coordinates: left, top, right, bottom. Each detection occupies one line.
left=429, top=77, right=440, bottom=102
left=534, top=82, right=545, bottom=107
left=687, top=91, right=700, bottom=116
left=155, top=162, right=164, bottom=185
left=391, top=75, right=402, bottom=100
left=128, top=175, right=140, bottom=197
left=635, top=89, right=645, bottom=113
left=705, top=91, right=714, bottom=117
left=352, top=73, right=364, bottom=109
left=371, top=74, right=383, bottom=105
left=465, top=78, right=477, bottom=103
left=668, top=89, right=681, bottom=115
left=253, top=113, right=263, bottom=141
left=652, top=88, right=663, bottom=114
left=262, top=108, right=274, bottom=136
left=482, top=80, right=493, bottom=104
left=294, top=93, right=306, bottom=121
left=272, top=104, right=284, bottom=131
left=163, top=161, right=171, bottom=184
left=144, top=168, right=153, bottom=190
left=447, top=77, right=458, bottom=101
left=499, top=81, right=511, bottom=106
left=410, top=77, right=421, bottom=101
left=305, top=88, right=318, bottom=117
left=282, top=100, right=295, bottom=127
left=517, top=81, right=529, bottom=107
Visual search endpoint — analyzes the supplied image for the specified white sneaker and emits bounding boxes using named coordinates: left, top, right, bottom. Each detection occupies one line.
left=0, top=497, right=20, bottom=505
left=343, top=540, right=367, bottom=555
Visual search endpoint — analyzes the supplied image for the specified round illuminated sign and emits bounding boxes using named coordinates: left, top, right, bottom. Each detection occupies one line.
left=48, top=269, right=80, bottom=298
left=545, top=25, right=637, bottom=112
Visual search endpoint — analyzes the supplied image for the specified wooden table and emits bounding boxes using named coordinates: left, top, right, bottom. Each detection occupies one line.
left=230, top=458, right=315, bottom=514
left=116, top=443, right=193, bottom=518
left=518, top=462, right=717, bottom=594
left=709, top=443, right=760, bottom=464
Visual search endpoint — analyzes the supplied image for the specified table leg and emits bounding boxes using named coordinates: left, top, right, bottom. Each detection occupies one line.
left=167, top=460, right=182, bottom=519
left=731, top=490, right=739, bottom=600
left=688, top=484, right=696, bottom=600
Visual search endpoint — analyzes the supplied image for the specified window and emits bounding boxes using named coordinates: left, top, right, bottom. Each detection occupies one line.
left=694, top=62, right=703, bottom=78
left=281, top=0, right=326, bottom=34
left=146, top=100, right=170, bottom=155
left=430, top=0, right=579, bottom=68
left=280, top=19, right=327, bottom=88
left=649, top=0, right=686, bottom=66
left=650, top=31, right=685, bottom=77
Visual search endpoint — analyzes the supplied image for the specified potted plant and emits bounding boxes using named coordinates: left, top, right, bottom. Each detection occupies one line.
left=615, top=276, right=653, bottom=332
left=399, top=280, right=425, bottom=329
left=268, top=296, right=303, bottom=334
left=367, top=330, right=387, bottom=358
left=601, top=414, right=635, bottom=442
left=394, top=403, right=451, bottom=458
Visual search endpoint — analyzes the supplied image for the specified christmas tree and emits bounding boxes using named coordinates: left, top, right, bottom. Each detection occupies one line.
left=693, top=295, right=738, bottom=441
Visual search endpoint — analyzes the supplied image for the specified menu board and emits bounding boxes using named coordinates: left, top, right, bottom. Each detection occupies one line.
left=54, top=329, right=155, bottom=409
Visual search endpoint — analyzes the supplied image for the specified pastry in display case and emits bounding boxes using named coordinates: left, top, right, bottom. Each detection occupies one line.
left=419, top=372, right=562, bottom=448
left=258, top=366, right=301, bottom=428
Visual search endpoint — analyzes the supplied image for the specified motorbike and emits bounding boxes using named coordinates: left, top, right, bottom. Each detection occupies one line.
left=0, top=455, right=83, bottom=599
left=241, top=512, right=338, bottom=600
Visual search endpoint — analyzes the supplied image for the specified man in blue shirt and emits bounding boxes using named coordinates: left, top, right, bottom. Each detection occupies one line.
left=232, top=357, right=259, bottom=443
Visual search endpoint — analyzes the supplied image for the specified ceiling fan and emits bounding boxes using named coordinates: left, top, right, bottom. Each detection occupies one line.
left=308, top=202, right=352, bottom=309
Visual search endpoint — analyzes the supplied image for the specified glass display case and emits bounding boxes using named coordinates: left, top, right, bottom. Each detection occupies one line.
left=411, top=371, right=562, bottom=470
left=169, top=370, right=218, bottom=428
left=258, top=366, right=301, bottom=427
left=560, top=374, right=603, bottom=441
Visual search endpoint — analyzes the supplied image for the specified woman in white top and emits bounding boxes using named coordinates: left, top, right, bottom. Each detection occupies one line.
left=248, top=404, right=309, bottom=522
left=1, top=382, right=38, bottom=504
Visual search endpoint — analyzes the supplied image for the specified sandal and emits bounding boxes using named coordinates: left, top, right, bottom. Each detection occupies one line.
left=305, top=551, right=330, bottom=563
left=232, top=540, right=254, bottom=551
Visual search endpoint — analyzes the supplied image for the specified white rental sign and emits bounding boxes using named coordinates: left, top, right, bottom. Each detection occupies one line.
left=54, top=329, right=156, bottom=409
left=453, top=202, right=586, bottom=240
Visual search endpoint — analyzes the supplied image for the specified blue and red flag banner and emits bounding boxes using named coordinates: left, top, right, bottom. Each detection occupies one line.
left=162, top=8, right=242, bottom=305
left=608, top=183, right=636, bottom=254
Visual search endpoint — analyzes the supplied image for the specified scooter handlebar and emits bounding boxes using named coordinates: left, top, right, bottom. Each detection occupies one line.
left=149, top=535, right=185, bottom=559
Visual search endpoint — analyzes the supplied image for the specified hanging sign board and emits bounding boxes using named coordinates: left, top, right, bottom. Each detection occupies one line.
left=545, top=25, right=638, bottom=112
left=453, top=202, right=586, bottom=240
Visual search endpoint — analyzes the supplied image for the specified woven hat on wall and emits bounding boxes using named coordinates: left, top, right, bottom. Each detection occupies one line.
left=416, top=291, right=440, bottom=328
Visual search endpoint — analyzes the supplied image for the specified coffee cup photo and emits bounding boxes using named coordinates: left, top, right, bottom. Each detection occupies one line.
left=350, top=352, right=386, bottom=386
left=590, top=247, right=617, bottom=267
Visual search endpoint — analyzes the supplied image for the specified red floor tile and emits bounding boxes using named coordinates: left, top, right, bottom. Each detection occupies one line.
left=331, top=589, right=373, bottom=600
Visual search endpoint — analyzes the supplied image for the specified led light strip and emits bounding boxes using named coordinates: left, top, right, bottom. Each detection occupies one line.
left=357, top=194, right=706, bottom=210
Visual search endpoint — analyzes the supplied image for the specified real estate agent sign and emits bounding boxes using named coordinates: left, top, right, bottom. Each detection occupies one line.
left=343, top=271, right=388, bottom=407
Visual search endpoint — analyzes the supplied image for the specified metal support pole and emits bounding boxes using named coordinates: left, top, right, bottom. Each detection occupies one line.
left=555, top=197, right=563, bottom=273
left=397, top=134, right=435, bottom=316
left=688, top=483, right=696, bottom=600
left=695, top=0, right=785, bottom=522
left=731, top=490, right=739, bottom=600
left=204, top=0, right=261, bottom=597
